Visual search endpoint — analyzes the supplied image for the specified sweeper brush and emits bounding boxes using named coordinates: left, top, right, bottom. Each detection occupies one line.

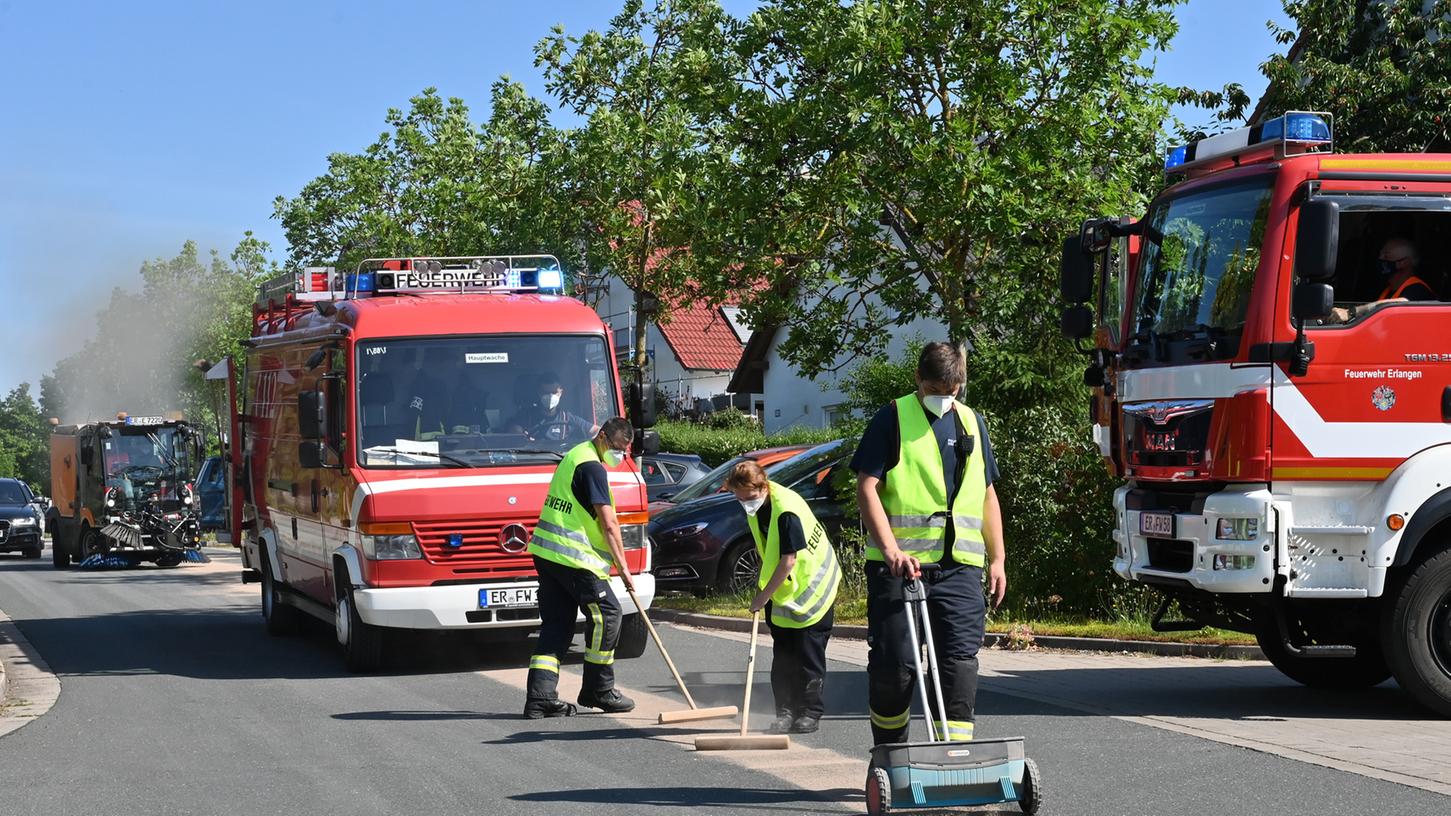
left=616, top=578, right=737, bottom=725
left=694, top=611, right=791, bottom=751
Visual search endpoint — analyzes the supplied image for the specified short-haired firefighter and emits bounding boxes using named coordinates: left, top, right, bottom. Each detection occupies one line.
left=851, top=341, right=1007, bottom=745
left=726, top=460, right=841, bottom=735
left=524, top=417, right=638, bottom=718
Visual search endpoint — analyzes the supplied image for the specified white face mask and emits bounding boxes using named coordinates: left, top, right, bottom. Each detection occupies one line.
left=541, top=392, right=561, bottom=411
left=604, top=448, right=627, bottom=467
left=922, top=394, right=955, bottom=417
left=739, top=496, right=765, bottom=516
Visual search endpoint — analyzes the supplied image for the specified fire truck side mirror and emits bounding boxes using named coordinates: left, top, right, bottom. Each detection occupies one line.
left=1061, top=304, right=1094, bottom=340
left=628, top=381, right=657, bottom=429
left=1293, top=282, right=1334, bottom=321
left=1295, top=199, right=1340, bottom=282
left=298, top=391, right=324, bottom=441
left=1060, top=236, right=1095, bottom=303
left=634, top=429, right=661, bottom=457
left=298, top=441, right=324, bottom=469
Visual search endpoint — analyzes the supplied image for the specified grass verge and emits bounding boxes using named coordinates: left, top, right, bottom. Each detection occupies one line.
left=653, top=593, right=1257, bottom=646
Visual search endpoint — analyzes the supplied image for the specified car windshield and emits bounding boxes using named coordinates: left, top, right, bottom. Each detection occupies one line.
left=355, top=335, right=617, bottom=468
left=669, top=456, right=745, bottom=503
left=103, top=428, right=190, bottom=485
left=0, top=482, right=27, bottom=505
left=1132, top=175, right=1275, bottom=341
left=766, top=439, right=847, bottom=485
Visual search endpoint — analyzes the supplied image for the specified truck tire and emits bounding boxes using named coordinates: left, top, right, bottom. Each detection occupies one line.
left=260, top=553, right=301, bottom=636
left=616, top=612, right=649, bottom=659
left=336, top=582, right=384, bottom=673
left=52, top=538, right=70, bottom=568
left=1254, top=617, right=1391, bottom=689
left=1383, top=547, right=1451, bottom=716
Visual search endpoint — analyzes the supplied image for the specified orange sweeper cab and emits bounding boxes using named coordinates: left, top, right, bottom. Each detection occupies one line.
left=1062, top=112, right=1451, bottom=714
left=219, top=256, right=657, bottom=671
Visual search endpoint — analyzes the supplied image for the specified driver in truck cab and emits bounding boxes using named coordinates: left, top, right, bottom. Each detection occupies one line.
left=506, top=370, right=595, bottom=442
left=1329, top=236, right=1437, bottom=323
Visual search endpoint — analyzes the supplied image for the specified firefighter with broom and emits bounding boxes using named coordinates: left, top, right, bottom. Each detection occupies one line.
left=851, top=341, right=1008, bottom=746
left=725, top=459, right=841, bottom=735
left=523, top=417, right=638, bottom=719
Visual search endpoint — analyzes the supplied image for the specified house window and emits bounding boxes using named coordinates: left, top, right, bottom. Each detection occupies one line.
left=824, top=403, right=849, bottom=426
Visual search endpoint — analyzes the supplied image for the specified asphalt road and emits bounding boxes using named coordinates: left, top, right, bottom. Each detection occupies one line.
left=0, top=546, right=1447, bottom=816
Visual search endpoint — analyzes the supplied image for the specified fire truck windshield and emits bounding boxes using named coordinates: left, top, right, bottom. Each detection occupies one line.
left=355, top=335, right=618, bottom=468
left=1131, top=175, right=1275, bottom=349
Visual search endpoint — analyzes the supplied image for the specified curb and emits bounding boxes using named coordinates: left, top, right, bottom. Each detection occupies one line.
left=0, top=607, right=61, bottom=740
left=650, top=608, right=1265, bottom=661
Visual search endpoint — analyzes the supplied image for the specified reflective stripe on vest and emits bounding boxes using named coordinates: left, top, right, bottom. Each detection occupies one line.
left=1378, top=275, right=1431, bottom=301
left=528, top=440, right=614, bottom=578
left=747, top=482, right=840, bottom=629
left=868, top=394, right=987, bottom=566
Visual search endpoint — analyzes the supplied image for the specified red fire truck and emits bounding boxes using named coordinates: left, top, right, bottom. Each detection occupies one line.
left=219, top=256, right=655, bottom=671
left=1061, top=112, right=1451, bottom=714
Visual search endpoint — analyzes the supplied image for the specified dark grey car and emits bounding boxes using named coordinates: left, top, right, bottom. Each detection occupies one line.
left=0, top=478, right=45, bottom=558
left=641, top=453, right=712, bottom=502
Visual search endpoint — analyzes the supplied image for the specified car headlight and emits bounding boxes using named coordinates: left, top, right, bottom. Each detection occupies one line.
left=1215, top=518, right=1259, bottom=541
left=361, top=533, right=422, bottom=560
left=620, top=523, right=647, bottom=551
left=11, top=517, right=35, bottom=527
left=664, top=521, right=709, bottom=538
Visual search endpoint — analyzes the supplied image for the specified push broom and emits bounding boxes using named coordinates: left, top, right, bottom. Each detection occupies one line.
left=694, top=611, right=791, bottom=751
left=618, top=578, right=738, bottom=724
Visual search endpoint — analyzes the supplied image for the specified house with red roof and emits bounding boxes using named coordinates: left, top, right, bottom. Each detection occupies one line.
left=595, top=277, right=757, bottom=417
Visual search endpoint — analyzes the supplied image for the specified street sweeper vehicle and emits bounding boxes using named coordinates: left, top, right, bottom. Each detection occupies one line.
left=48, top=413, right=206, bottom=568
left=215, top=257, right=658, bottom=671
left=1061, top=111, right=1451, bottom=715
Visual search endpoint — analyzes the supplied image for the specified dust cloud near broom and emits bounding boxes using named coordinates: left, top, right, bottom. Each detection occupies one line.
left=46, top=239, right=272, bottom=434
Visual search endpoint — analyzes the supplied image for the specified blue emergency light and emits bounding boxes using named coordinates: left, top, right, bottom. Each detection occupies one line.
left=1164, top=111, right=1333, bottom=175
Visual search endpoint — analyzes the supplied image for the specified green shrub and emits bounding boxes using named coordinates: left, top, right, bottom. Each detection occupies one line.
left=656, top=418, right=838, bottom=467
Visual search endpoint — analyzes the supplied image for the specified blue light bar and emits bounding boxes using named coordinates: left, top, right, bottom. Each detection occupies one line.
left=346, top=272, right=375, bottom=293
left=1259, top=112, right=1332, bottom=144
left=1164, top=144, right=1189, bottom=171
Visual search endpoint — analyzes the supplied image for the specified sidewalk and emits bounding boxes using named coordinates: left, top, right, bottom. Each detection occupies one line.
left=0, top=607, right=61, bottom=739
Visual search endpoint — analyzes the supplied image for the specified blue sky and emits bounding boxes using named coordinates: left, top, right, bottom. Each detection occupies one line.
left=0, top=0, right=1289, bottom=396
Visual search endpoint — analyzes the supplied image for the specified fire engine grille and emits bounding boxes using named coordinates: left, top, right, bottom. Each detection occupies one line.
left=1123, top=401, right=1214, bottom=469
left=412, top=519, right=536, bottom=573
left=1146, top=537, right=1194, bottom=573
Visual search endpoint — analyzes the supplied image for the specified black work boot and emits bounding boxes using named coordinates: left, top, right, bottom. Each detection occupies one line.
left=524, top=698, right=577, bottom=719
left=790, top=715, right=820, bottom=734
left=765, top=712, right=796, bottom=734
left=576, top=688, right=636, bottom=713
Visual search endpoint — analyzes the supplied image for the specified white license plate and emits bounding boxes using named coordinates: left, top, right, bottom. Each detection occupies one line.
left=479, top=586, right=536, bottom=609
left=1140, top=512, right=1175, bottom=538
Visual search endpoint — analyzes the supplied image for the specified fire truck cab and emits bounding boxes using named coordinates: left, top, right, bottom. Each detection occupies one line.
left=224, top=256, right=655, bottom=671
left=1062, top=112, right=1451, bottom=714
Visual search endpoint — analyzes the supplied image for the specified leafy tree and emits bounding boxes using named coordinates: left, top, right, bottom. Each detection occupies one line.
left=0, top=383, right=48, bottom=492
left=696, top=0, right=1182, bottom=407
left=275, top=82, right=587, bottom=275
left=1255, top=0, right=1451, bottom=152
left=535, top=0, right=738, bottom=373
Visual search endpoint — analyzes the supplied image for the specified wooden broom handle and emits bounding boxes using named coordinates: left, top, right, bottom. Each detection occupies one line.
left=741, top=611, right=760, bottom=737
left=623, top=582, right=698, bottom=710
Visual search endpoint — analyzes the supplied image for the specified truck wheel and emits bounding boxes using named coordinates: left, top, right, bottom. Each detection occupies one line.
left=336, top=582, right=384, bottom=673
left=1384, top=547, right=1451, bottom=716
left=260, top=553, right=300, bottom=636
left=616, top=613, right=649, bottom=659
left=24, top=545, right=42, bottom=559
left=716, top=538, right=761, bottom=595
left=52, top=536, right=70, bottom=568
left=1254, top=618, right=1391, bottom=689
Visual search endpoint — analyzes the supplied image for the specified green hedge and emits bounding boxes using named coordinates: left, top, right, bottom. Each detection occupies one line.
left=655, top=418, right=839, bottom=467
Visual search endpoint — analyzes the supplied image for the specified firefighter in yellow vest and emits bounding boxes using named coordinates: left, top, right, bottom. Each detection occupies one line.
left=524, top=417, right=638, bottom=718
left=851, top=342, right=1008, bottom=745
left=726, top=460, right=840, bottom=734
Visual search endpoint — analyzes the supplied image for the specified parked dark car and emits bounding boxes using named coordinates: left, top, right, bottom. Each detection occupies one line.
left=0, top=478, right=45, bottom=558
left=650, top=439, right=855, bottom=594
left=648, top=444, right=813, bottom=514
left=196, top=456, right=227, bottom=532
left=641, top=453, right=712, bottom=502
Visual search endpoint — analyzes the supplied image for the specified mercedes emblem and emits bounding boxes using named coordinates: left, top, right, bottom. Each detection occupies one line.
left=499, top=524, right=529, bottom=553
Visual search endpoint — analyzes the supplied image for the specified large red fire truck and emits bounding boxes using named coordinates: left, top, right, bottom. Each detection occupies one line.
left=1061, top=112, right=1451, bottom=714
left=219, top=256, right=655, bottom=671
